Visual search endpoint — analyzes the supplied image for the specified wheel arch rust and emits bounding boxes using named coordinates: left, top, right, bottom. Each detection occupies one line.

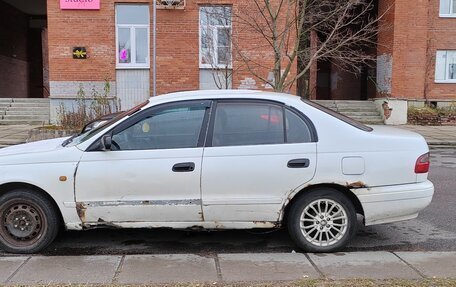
left=279, top=183, right=365, bottom=224
left=0, top=182, right=65, bottom=228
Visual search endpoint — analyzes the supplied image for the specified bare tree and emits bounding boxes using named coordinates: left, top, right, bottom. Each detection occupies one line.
left=227, top=0, right=381, bottom=95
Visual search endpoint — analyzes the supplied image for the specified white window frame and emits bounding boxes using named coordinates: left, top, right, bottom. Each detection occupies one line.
left=439, top=0, right=456, bottom=17
left=435, top=50, right=456, bottom=83
left=115, top=5, right=150, bottom=69
left=199, top=6, right=232, bottom=69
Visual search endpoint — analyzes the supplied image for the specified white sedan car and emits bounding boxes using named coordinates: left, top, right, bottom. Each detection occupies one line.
left=0, top=90, right=434, bottom=253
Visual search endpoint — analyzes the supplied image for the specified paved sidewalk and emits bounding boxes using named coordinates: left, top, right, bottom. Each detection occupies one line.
left=0, top=125, right=39, bottom=148
left=0, top=252, right=454, bottom=284
left=399, top=125, right=456, bottom=146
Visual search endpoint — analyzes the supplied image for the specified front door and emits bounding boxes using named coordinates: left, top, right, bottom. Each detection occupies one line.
left=201, top=100, right=317, bottom=223
left=75, top=100, right=211, bottom=224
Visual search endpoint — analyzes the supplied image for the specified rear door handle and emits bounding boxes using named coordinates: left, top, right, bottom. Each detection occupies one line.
left=287, top=158, right=310, bottom=168
left=172, top=162, right=195, bottom=172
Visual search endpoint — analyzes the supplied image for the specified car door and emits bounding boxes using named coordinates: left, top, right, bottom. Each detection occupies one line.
left=201, top=100, right=317, bottom=223
left=75, top=100, right=211, bottom=224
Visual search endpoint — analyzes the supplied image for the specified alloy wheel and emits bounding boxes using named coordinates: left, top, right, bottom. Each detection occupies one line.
left=299, top=198, right=348, bottom=247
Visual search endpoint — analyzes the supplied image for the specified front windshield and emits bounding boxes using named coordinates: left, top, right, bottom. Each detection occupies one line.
left=63, top=100, right=149, bottom=147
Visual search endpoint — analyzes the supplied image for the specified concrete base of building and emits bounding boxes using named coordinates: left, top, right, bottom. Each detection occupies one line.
left=374, top=98, right=408, bottom=125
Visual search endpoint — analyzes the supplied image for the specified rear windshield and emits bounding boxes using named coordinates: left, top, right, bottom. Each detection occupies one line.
left=302, top=99, right=373, bottom=132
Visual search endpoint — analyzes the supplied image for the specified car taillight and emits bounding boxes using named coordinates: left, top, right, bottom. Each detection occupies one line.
left=415, top=153, right=430, bottom=174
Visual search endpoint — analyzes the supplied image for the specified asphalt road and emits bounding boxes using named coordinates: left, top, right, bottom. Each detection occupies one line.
left=3, top=148, right=456, bottom=256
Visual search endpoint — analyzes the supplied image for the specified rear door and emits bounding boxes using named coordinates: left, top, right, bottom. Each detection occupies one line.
left=201, top=100, right=317, bottom=223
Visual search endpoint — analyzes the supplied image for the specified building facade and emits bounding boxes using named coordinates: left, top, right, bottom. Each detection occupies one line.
left=0, top=0, right=455, bottom=123
left=309, top=0, right=456, bottom=105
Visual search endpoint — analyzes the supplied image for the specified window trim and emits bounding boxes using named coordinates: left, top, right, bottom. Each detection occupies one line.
left=115, top=5, right=150, bottom=69
left=205, top=99, right=318, bottom=148
left=440, top=0, right=456, bottom=17
left=199, top=6, right=233, bottom=69
left=88, top=100, right=212, bottom=151
left=435, top=50, right=456, bottom=83
left=285, top=105, right=319, bottom=143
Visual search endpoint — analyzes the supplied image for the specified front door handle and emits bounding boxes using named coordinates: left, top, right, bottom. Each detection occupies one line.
left=287, top=158, right=310, bottom=168
left=172, top=162, right=195, bottom=172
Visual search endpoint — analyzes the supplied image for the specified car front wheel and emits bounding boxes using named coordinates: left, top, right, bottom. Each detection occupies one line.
left=287, top=188, right=357, bottom=252
left=0, top=190, right=59, bottom=254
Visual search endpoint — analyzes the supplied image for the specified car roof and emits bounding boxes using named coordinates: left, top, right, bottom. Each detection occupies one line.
left=144, top=90, right=301, bottom=107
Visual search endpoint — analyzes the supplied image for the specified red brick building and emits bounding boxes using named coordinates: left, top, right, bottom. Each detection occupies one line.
left=309, top=0, right=456, bottom=106
left=0, top=0, right=455, bottom=123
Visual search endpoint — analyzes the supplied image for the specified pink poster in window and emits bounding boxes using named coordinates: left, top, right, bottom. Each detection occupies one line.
left=60, top=0, right=100, bottom=10
left=120, top=49, right=128, bottom=62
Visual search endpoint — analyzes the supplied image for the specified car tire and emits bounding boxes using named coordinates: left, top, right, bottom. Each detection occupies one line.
left=287, top=188, right=357, bottom=252
left=0, top=189, right=60, bottom=254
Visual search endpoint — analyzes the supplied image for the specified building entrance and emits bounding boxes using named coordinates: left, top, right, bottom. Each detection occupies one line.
left=0, top=0, right=48, bottom=98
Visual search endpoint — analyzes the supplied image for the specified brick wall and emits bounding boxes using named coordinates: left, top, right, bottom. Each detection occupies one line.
left=47, top=0, right=117, bottom=82
left=425, top=0, right=456, bottom=100
left=0, top=1, right=29, bottom=98
left=389, top=0, right=429, bottom=100
left=378, top=0, right=456, bottom=101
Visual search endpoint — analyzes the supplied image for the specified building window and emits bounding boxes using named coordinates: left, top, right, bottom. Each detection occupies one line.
left=435, top=51, right=456, bottom=83
left=116, top=5, right=150, bottom=69
left=439, top=0, right=456, bottom=17
left=199, top=6, right=232, bottom=69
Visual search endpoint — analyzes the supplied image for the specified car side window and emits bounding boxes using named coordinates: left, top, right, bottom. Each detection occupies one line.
left=112, top=104, right=206, bottom=150
left=285, top=109, right=312, bottom=143
left=212, top=102, right=284, bottom=147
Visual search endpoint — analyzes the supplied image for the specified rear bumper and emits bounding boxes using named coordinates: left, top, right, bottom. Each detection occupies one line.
left=353, top=180, right=434, bottom=226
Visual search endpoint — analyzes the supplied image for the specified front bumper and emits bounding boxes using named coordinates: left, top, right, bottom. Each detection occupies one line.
left=353, top=180, right=434, bottom=226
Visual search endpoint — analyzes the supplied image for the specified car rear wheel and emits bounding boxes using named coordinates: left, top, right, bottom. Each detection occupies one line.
left=0, top=190, right=59, bottom=254
left=287, top=188, right=357, bottom=252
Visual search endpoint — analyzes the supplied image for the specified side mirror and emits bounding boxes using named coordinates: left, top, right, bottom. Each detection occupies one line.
left=101, top=134, right=112, bottom=151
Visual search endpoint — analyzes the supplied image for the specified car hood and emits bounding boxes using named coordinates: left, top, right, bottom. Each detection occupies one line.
left=0, top=137, right=70, bottom=157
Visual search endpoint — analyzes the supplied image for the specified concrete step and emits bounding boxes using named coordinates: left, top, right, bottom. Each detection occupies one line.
left=337, top=107, right=379, bottom=112
left=0, top=120, right=46, bottom=125
left=12, top=98, right=50, bottom=103
left=4, top=110, right=50, bottom=116
left=336, top=103, right=377, bottom=108
left=348, top=117, right=384, bottom=123
left=2, top=115, right=49, bottom=121
left=0, top=98, right=50, bottom=125
left=349, top=116, right=382, bottom=122
left=315, top=100, right=376, bottom=105
left=313, top=100, right=383, bottom=125
left=318, top=104, right=337, bottom=109
left=360, top=120, right=383, bottom=125
left=340, top=111, right=381, bottom=117
left=8, top=103, right=50, bottom=108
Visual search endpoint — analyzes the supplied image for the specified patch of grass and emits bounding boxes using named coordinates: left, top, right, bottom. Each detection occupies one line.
left=8, top=278, right=455, bottom=287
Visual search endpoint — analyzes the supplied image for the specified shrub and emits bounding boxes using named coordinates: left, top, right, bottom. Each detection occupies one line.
left=408, top=104, right=456, bottom=125
left=57, top=81, right=121, bottom=130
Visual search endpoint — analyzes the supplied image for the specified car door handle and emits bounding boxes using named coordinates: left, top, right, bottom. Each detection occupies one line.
left=172, top=162, right=195, bottom=172
left=287, top=159, right=310, bottom=168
